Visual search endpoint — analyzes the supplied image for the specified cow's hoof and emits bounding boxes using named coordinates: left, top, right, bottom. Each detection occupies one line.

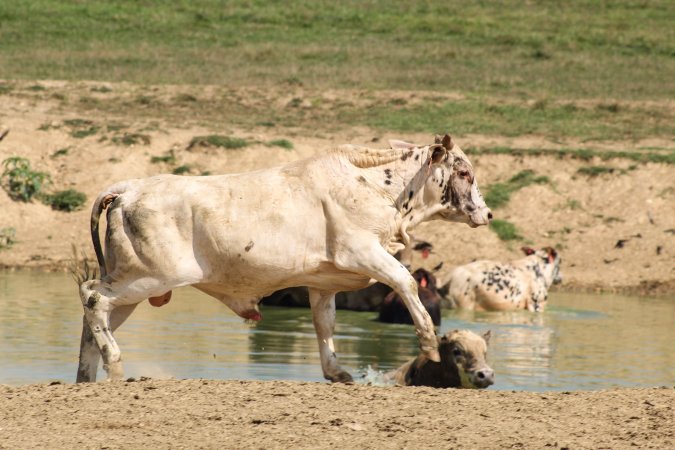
left=104, top=361, right=125, bottom=381
left=327, top=371, right=354, bottom=384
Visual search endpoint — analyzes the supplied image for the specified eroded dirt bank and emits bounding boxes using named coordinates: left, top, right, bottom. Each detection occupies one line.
left=0, top=81, right=673, bottom=295
left=0, top=379, right=673, bottom=449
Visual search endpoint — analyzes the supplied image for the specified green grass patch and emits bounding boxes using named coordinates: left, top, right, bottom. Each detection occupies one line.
left=188, top=135, right=248, bottom=150
left=0, top=1, right=672, bottom=101
left=44, top=189, right=87, bottom=212
left=150, top=151, right=176, bottom=164
left=576, top=166, right=625, bottom=177
left=111, top=133, right=151, bottom=146
left=50, top=147, right=70, bottom=158
left=172, top=164, right=192, bottom=175
left=268, top=139, right=294, bottom=150
left=465, top=147, right=675, bottom=165
left=489, top=219, right=522, bottom=241
left=484, top=170, right=550, bottom=209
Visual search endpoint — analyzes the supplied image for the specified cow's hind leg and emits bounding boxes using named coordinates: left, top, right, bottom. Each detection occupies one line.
left=308, top=289, right=353, bottom=383
left=78, top=280, right=144, bottom=381
left=76, top=304, right=139, bottom=382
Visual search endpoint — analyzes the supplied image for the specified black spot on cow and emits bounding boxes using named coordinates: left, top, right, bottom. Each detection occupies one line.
left=408, top=190, right=414, bottom=200
left=384, top=168, right=392, bottom=179
left=414, top=154, right=420, bottom=161
left=401, top=150, right=414, bottom=161
left=245, top=241, right=254, bottom=252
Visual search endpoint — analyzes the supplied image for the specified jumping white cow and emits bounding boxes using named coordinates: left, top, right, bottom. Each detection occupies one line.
left=442, top=247, right=562, bottom=312
left=76, top=134, right=491, bottom=383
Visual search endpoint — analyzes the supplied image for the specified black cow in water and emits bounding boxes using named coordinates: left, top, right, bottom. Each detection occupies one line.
left=378, top=268, right=442, bottom=326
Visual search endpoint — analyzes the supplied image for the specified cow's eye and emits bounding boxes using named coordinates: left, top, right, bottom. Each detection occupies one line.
left=458, top=170, right=470, bottom=178
left=452, top=349, right=463, bottom=357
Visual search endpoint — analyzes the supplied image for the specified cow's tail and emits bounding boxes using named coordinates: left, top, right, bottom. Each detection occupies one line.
left=90, top=190, right=120, bottom=279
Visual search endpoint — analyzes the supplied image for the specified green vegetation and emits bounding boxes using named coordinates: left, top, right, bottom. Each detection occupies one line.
left=172, top=165, right=191, bottom=175
left=489, top=219, right=522, bottom=241
left=1, top=157, right=51, bottom=201
left=0, top=227, right=16, bottom=250
left=44, top=189, right=87, bottom=212
left=577, top=166, right=625, bottom=177
left=111, top=133, right=151, bottom=146
left=0, top=1, right=672, bottom=101
left=464, top=147, right=675, bottom=165
left=188, top=135, right=248, bottom=150
left=484, top=170, right=550, bottom=209
left=268, top=139, right=294, bottom=150
left=51, top=147, right=70, bottom=158
left=63, top=119, right=100, bottom=139
left=151, top=151, right=177, bottom=164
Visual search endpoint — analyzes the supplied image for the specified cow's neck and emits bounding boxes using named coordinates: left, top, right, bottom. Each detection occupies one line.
left=360, top=145, right=440, bottom=245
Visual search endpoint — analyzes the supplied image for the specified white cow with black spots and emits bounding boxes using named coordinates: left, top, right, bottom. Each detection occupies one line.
left=442, top=247, right=562, bottom=312
left=75, top=134, right=491, bottom=383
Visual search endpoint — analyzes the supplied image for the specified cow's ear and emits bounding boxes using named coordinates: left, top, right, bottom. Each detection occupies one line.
left=483, top=330, right=492, bottom=345
left=430, top=145, right=447, bottom=164
left=434, top=134, right=443, bottom=144
left=521, top=246, right=535, bottom=256
left=546, top=247, right=557, bottom=264
left=389, top=139, right=417, bottom=150
left=441, top=134, right=453, bottom=150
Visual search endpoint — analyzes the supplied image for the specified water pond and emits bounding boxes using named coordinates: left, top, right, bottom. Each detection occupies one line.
left=1, top=271, right=673, bottom=391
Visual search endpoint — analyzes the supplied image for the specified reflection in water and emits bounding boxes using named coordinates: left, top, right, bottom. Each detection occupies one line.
left=0, top=271, right=673, bottom=391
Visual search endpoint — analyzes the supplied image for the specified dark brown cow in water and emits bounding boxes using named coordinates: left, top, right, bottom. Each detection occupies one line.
left=385, top=329, right=494, bottom=389
left=378, top=268, right=441, bottom=326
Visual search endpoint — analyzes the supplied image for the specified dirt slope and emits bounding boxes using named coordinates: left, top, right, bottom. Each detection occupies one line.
left=0, top=81, right=673, bottom=295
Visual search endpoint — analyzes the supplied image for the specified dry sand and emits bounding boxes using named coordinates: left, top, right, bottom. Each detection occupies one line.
left=1, top=379, right=673, bottom=449
left=0, top=81, right=673, bottom=449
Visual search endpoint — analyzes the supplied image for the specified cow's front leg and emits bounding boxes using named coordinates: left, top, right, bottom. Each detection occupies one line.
left=336, top=240, right=440, bottom=362
left=308, top=289, right=353, bottom=383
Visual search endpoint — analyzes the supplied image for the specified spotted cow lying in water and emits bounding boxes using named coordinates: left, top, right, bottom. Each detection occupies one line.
left=378, top=268, right=441, bottom=326
left=385, top=329, right=494, bottom=388
left=76, top=134, right=491, bottom=383
left=442, top=247, right=562, bottom=312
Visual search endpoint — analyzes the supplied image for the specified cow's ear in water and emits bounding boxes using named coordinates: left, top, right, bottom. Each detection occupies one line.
left=521, top=246, right=535, bottom=256
left=430, top=145, right=446, bottom=164
left=483, top=330, right=492, bottom=345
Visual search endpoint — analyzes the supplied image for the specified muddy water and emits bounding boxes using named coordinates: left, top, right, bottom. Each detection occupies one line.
left=1, top=272, right=673, bottom=391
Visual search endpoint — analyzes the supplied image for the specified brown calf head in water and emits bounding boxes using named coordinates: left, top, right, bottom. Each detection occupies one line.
left=395, top=329, right=494, bottom=388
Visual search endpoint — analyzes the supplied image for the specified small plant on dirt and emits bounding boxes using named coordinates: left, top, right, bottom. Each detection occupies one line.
left=51, top=147, right=70, bottom=158
left=268, top=139, right=294, bottom=149
left=173, top=93, right=197, bottom=103
left=576, top=166, right=624, bottom=177
left=1, top=157, right=51, bottom=202
left=64, top=118, right=99, bottom=139
left=0, top=227, right=16, bottom=250
left=91, top=85, right=112, bottom=93
left=112, top=133, right=151, bottom=146
left=484, top=169, right=550, bottom=209
left=151, top=150, right=176, bottom=164
left=172, top=164, right=192, bottom=175
left=188, top=135, right=248, bottom=150
left=44, top=189, right=87, bottom=212
left=489, top=219, right=522, bottom=241
left=28, top=84, right=45, bottom=91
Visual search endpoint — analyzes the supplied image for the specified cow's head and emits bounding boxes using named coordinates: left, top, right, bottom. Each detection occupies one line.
left=440, top=329, right=494, bottom=389
left=426, top=135, right=492, bottom=228
left=522, top=246, right=563, bottom=287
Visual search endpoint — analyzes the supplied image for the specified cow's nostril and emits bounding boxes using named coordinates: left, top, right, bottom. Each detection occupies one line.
left=487, top=212, right=493, bottom=220
left=477, top=371, right=485, bottom=379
